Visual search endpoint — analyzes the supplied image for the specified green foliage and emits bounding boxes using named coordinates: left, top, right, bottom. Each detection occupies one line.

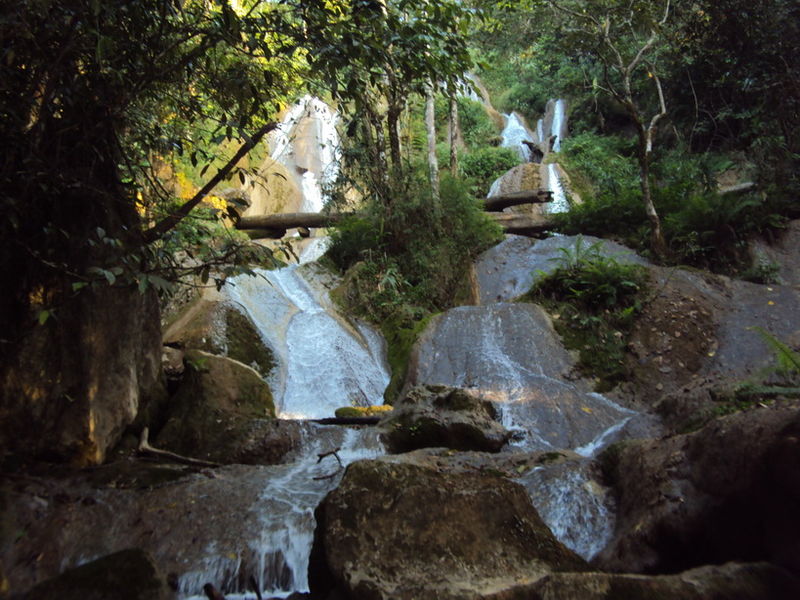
left=329, top=174, right=502, bottom=323
left=525, top=237, right=648, bottom=390
left=435, top=96, right=499, bottom=149
left=460, top=147, right=519, bottom=195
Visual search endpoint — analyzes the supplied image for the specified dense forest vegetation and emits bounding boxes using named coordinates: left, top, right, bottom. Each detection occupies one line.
left=1, top=0, right=798, bottom=459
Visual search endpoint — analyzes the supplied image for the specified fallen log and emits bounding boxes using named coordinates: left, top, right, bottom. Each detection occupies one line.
left=490, top=213, right=554, bottom=237
left=237, top=212, right=347, bottom=231
left=483, top=189, right=552, bottom=212
left=137, top=427, right=221, bottom=468
left=312, top=416, right=382, bottom=425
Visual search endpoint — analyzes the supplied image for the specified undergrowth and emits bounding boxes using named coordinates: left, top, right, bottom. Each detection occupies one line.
left=327, top=174, right=502, bottom=402
left=522, top=237, right=648, bottom=391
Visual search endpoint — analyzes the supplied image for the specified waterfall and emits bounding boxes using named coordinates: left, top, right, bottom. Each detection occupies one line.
left=181, top=425, right=385, bottom=599
left=550, top=99, right=566, bottom=152
left=547, top=163, right=569, bottom=213
left=500, top=113, right=534, bottom=162
left=224, top=265, right=390, bottom=419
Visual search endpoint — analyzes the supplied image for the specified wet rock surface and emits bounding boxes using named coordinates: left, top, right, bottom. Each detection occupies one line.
left=596, top=406, right=800, bottom=575
left=154, top=350, right=291, bottom=465
left=23, top=548, right=171, bottom=600
left=475, top=235, right=648, bottom=305
left=405, top=303, right=643, bottom=452
left=313, top=458, right=587, bottom=600
left=163, top=289, right=275, bottom=379
left=528, top=562, right=800, bottom=600
left=379, top=385, right=511, bottom=453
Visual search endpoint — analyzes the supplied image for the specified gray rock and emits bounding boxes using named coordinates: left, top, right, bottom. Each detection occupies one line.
left=23, top=548, right=171, bottom=600
left=528, top=562, right=800, bottom=600
left=313, top=458, right=587, bottom=600
left=596, top=407, right=800, bottom=575
left=475, top=235, right=648, bottom=305
left=405, top=303, right=638, bottom=452
left=379, top=385, right=511, bottom=453
left=155, top=350, right=295, bottom=465
left=0, top=285, right=166, bottom=465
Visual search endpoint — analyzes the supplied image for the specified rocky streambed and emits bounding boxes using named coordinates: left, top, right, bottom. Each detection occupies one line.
left=3, top=232, right=800, bottom=599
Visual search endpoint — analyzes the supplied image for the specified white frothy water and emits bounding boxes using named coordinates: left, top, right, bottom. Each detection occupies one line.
left=536, top=119, right=545, bottom=145
left=500, top=113, right=534, bottom=162
left=547, top=163, right=569, bottom=213
left=224, top=266, right=390, bottom=419
left=520, top=463, right=615, bottom=560
left=298, top=236, right=331, bottom=264
left=182, top=426, right=384, bottom=599
left=550, top=99, right=566, bottom=152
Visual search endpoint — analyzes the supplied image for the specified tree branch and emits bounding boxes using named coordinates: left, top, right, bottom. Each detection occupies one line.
left=142, top=122, right=277, bottom=244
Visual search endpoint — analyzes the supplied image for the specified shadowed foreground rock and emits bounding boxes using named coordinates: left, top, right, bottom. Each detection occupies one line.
left=23, top=548, right=170, bottom=600
left=529, top=562, right=800, bottom=600
left=155, top=350, right=297, bottom=465
left=379, top=385, right=511, bottom=453
left=597, top=407, right=800, bottom=575
left=312, top=459, right=587, bottom=600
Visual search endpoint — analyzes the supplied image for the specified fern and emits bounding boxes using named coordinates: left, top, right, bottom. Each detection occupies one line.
left=751, top=326, right=800, bottom=376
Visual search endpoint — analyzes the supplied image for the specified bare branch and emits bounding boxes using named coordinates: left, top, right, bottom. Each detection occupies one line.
left=142, top=122, right=277, bottom=244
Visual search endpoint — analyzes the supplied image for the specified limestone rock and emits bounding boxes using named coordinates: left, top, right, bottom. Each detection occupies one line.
left=313, top=459, right=587, bottom=600
left=596, top=407, right=800, bottom=575
left=475, top=235, right=649, bottom=305
left=155, top=350, right=294, bottom=465
left=379, top=385, right=511, bottom=453
left=489, top=163, right=542, bottom=198
left=0, top=286, right=166, bottom=466
left=163, top=289, right=275, bottom=378
left=24, top=548, right=170, bottom=600
left=528, top=562, right=800, bottom=600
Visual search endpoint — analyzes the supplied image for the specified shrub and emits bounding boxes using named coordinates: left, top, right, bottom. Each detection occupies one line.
left=460, top=146, right=519, bottom=196
left=525, top=237, right=648, bottom=390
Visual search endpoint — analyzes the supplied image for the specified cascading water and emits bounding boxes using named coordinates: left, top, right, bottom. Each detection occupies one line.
left=181, top=425, right=385, bottom=599
left=550, top=98, right=566, bottom=152
left=224, top=266, right=390, bottom=419
left=500, top=112, right=534, bottom=161
left=547, top=163, right=569, bottom=214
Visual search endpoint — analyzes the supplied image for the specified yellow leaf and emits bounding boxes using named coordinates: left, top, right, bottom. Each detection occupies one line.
left=581, top=406, right=593, bottom=414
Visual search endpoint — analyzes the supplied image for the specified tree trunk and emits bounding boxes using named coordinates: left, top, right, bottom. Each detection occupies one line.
left=425, top=81, right=440, bottom=208
left=637, top=134, right=667, bottom=257
left=449, top=89, right=459, bottom=176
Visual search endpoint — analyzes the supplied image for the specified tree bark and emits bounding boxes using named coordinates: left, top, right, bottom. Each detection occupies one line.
left=449, top=88, right=459, bottom=176
left=425, top=81, right=441, bottom=208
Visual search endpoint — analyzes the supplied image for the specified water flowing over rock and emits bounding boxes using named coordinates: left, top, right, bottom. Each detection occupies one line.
left=405, top=303, right=636, bottom=453
left=3, top=425, right=384, bottom=599
left=517, top=458, right=616, bottom=561
left=500, top=112, right=536, bottom=162
left=313, top=458, right=588, bottom=600
left=243, top=96, right=340, bottom=218
left=549, top=99, right=567, bottom=152
left=224, top=263, right=390, bottom=419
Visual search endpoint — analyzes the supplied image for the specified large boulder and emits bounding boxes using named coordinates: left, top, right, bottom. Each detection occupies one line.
left=312, top=458, right=587, bottom=600
left=0, top=286, right=166, bottom=466
left=529, top=562, right=800, bottom=600
left=23, top=549, right=171, bottom=600
left=162, top=289, right=275, bottom=378
left=155, top=350, right=295, bottom=465
left=596, top=406, right=800, bottom=575
left=379, top=385, right=511, bottom=453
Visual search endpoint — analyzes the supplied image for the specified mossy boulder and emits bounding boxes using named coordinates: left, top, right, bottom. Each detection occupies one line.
left=312, top=458, right=587, bottom=600
left=163, top=290, right=274, bottom=378
left=379, top=384, right=511, bottom=453
left=24, top=548, right=170, bottom=600
left=334, top=405, right=393, bottom=419
left=155, top=350, right=296, bottom=465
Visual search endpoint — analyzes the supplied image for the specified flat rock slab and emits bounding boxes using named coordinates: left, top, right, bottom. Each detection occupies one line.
left=314, top=458, right=587, bottom=600
left=405, top=303, right=638, bottom=452
left=476, top=235, right=648, bottom=305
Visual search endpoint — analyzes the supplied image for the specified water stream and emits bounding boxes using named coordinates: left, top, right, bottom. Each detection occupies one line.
left=185, top=92, right=626, bottom=595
